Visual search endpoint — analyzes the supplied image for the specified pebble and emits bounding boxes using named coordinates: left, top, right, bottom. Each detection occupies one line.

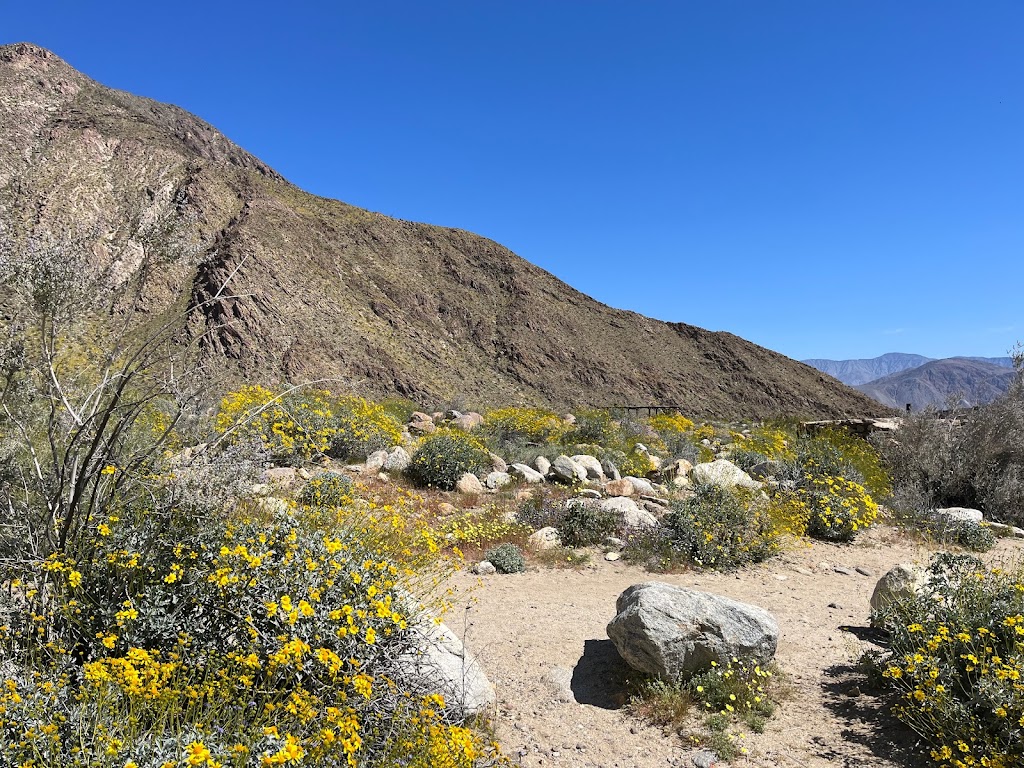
left=828, top=602, right=842, bottom=609
left=692, top=750, right=720, bottom=768
left=855, top=566, right=874, bottom=577
left=833, top=566, right=853, bottom=576
left=604, top=551, right=621, bottom=562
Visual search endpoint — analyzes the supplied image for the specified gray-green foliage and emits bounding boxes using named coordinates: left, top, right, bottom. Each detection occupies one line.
left=484, top=542, right=526, bottom=574
left=557, top=501, right=619, bottom=548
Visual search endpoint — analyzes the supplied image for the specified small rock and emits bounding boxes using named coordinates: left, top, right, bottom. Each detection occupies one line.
left=529, top=527, right=562, bottom=551
left=605, top=551, right=621, bottom=562
left=846, top=685, right=862, bottom=697
left=601, top=459, right=621, bottom=481
left=510, top=463, right=546, bottom=484
left=690, top=459, right=761, bottom=490
left=296, top=467, right=312, bottom=480
left=692, top=751, right=719, bottom=768
left=485, top=471, right=512, bottom=489
left=437, top=502, right=458, bottom=516
left=488, top=453, right=508, bottom=473
left=604, top=536, right=626, bottom=550
left=365, top=450, right=388, bottom=473
left=827, top=602, right=842, bottom=609
left=577, top=488, right=602, bottom=499
left=855, top=566, right=874, bottom=577
left=834, top=566, right=853, bottom=576
left=624, top=476, right=657, bottom=496
left=793, top=567, right=814, bottom=576
left=534, top=456, right=551, bottom=475
left=570, top=454, right=605, bottom=481
left=600, top=497, right=658, bottom=528
left=472, top=561, right=497, bottom=575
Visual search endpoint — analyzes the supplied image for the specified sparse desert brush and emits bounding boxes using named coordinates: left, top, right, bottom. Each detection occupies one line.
left=406, top=430, right=490, bottom=490
left=557, top=500, right=619, bottom=548
left=865, top=553, right=1024, bottom=768
left=483, top=543, right=526, bottom=574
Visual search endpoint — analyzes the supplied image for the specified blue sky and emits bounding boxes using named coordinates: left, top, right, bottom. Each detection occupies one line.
left=3, top=1, right=1022, bottom=361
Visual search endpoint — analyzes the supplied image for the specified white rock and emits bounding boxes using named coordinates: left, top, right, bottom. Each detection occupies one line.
left=690, top=459, right=761, bottom=490
left=485, top=471, right=512, bottom=489
left=870, top=563, right=930, bottom=626
left=570, top=454, right=605, bottom=481
left=534, top=456, right=551, bottom=475
left=600, top=496, right=658, bottom=528
left=365, top=450, right=389, bottom=473
left=624, top=476, right=657, bottom=496
left=383, top=447, right=412, bottom=472
left=510, top=463, right=546, bottom=484
left=529, top=526, right=562, bottom=550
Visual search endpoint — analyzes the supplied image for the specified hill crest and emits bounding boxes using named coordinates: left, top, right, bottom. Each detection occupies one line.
left=0, top=43, right=888, bottom=419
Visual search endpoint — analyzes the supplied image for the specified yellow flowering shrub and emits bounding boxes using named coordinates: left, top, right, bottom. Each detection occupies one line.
left=798, top=472, right=879, bottom=542
left=483, top=407, right=568, bottom=444
left=867, top=553, right=1024, bottom=768
left=0, top=453, right=504, bottom=767
left=407, top=430, right=490, bottom=490
left=215, top=387, right=402, bottom=464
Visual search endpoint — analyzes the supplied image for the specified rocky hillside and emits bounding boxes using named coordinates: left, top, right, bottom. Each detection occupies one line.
left=855, top=357, right=1016, bottom=410
left=0, top=43, right=888, bottom=419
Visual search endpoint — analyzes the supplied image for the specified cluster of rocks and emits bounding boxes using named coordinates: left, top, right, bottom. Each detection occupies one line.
left=928, top=506, right=1024, bottom=539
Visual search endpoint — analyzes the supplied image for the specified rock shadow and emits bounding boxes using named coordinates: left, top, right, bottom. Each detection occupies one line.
left=570, top=638, right=632, bottom=709
left=819, top=660, right=928, bottom=768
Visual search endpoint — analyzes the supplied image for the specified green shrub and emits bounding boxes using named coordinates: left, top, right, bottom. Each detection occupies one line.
left=325, top=395, right=404, bottom=460
left=797, top=472, right=879, bottom=542
left=557, top=501, right=619, bottom=548
left=406, top=430, right=490, bottom=490
left=864, top=553, right=1024, bottom=768
left=484, top=542, right=526, bottom=574
left=688, top=657, right=777, bottom=734
left=298, top=471, right=354, bottom=507
left=661, top=483, right=782, bottom=569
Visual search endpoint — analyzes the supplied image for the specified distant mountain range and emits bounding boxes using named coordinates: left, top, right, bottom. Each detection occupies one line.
left=803, top=353, right=1017, bottom=410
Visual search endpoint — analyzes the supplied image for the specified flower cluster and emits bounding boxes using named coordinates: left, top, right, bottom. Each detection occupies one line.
left=798, top=471, right=879, bottom=542
left=868, top=553, right=1024, bottom=768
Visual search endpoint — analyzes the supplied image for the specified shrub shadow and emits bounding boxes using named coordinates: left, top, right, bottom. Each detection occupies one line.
left=820, top=657, right=928, bottom=768
left=570, top=639, right=632, bottom=709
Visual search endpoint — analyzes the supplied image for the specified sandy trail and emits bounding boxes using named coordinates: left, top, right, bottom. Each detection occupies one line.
left=447, top=527, right=1022, bottom=768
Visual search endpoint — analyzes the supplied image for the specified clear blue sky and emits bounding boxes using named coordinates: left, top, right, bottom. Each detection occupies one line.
left=4, top=1, right=1022, bottom=361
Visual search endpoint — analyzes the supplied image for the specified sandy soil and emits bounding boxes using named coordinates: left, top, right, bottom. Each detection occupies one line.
left=446, top=527, right=1023, bottom=768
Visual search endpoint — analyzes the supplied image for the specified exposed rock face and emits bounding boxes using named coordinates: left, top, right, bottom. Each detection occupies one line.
left=607, top=582, right=779, bottom=680
left=0, top=44, right=893, bottom=419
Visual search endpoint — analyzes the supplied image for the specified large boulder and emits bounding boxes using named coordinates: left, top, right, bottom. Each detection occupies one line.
left=607, top=582, right=778, bottom=680
left=601, top=458, right=621, bottom=481
left=870, top=563, right=930, bottom=625
left=600, top=497, right=658, bottom=528
left=550, top=455, right=589, bottom=484
left=624, top=476, right=657, bottom=496
left=931, top=507, right=984, bottom=525
left=452, top=412, right=484, bottom=431
left=570, top=454, right=606, bottom=481
left=691, top=459, right=761, bottom=490
left=397, top=619, right=496, bottom=719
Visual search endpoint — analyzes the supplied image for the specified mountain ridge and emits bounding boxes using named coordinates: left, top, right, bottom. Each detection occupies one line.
left=854, top=358, right=1016, bottom=410
left=0, top=43, right=888, bottom=418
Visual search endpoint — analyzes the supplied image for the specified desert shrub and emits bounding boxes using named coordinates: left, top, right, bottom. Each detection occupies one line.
left=627, top=657, right=778, bottom=760
left=564, top=408, right=621, bottom=445
left=216, top=384, right=337, bottom=463
left=297, top=470, right=354, bottom=507
left=557, top=501, right=619, bottom=547
left=621, top=449, right=657, bottom=478
left=865, top=553, right=1024, bottom=768
left=875, top=363, right=1024, bottom=527
left=797, top=473, right=879, bottom=542
left=215, top=387, right=403, bottom=464
left=325, top=395, right=404, bottom=460
left=482, top=407, right=567, bottom=445
left=728, top=446, right=770, bottom=471
left=406, top=430, right=490, bottom=490
left=514, top=494, right=569, bottom=531
left=733, top=425, right=796, bottom=463
left=484, top=543, right=526, bottom=574
left=379, top=396, right=421, bottom=425
left=661, top=484, right=783, bottom=569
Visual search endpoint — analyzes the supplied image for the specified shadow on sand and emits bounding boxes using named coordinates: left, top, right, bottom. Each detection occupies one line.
left=570, top=638, right=632, bottom=709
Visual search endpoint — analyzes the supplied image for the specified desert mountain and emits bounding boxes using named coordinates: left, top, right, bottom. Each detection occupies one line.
left=854, top=358, right=1016, bottom=411
left=804, top=352, right=1014, bottom=387
left=0, top=43, right=888, bottom=419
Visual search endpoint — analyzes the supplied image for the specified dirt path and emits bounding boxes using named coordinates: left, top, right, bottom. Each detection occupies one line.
left=448, top=527, right=1023, bottom=768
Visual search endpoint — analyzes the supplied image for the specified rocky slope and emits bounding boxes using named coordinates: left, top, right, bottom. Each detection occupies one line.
left=0, top=43, right=888, bottom=418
